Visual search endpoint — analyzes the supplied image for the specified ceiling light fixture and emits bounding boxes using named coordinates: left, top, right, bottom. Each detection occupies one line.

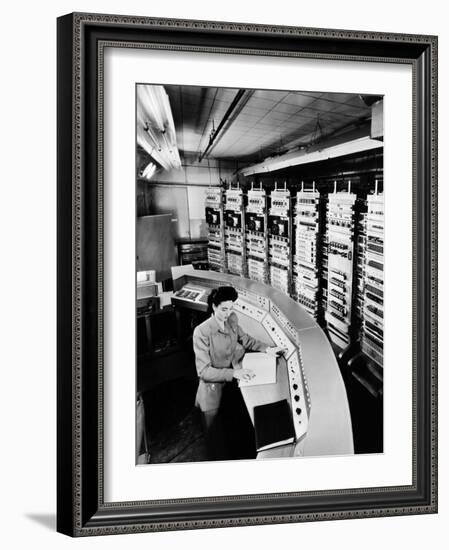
left=141, top=161, right=157, bottom=181
left=137, top=85, right=182, bottom=171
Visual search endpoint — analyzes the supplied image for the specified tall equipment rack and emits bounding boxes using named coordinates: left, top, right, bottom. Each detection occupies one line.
left=268, top=183, right=292, bottom=295
left=293, top=183, right=321, bottom=319
left=224, top=183, right=246, bottom=276
left=205, top=186, right=226, bottom=272
left=324, top=182, right=357, bottom=349
left=245, top=183, right=269, bottom=283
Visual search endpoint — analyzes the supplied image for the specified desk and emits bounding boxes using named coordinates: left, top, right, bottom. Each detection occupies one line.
left=240, top=357, right=295, bottom=459
left=173, top=270, right=354, bottom=459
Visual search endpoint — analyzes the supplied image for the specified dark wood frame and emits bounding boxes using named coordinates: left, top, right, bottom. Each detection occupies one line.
left=57, top=12, right=438, bottom=537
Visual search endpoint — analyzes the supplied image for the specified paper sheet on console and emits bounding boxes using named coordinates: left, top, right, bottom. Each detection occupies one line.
left=238, top=352, right=276, bottom=387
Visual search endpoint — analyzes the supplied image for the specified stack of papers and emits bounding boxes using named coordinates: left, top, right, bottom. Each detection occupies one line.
left=238, top=352, right=277, bottom=387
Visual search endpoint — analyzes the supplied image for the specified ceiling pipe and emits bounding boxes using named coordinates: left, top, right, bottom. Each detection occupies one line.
left=198, top=89, right=246, bottom=162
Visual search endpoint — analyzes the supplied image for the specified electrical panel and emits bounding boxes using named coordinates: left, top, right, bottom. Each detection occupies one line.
left=286, top=351, right=311, bottom=441
left=245, top=185, right=269, bottom=283
left=320, top=220, right=329, bottom=319
left=269, top=302, right=302, bottom=347
left=324, top=184, right=357, bottom=349
left=261, top=314, right=297, bottom=359
left=172, top=285, right=209, bottom=307
left=205, top=187, right=226, bottom=272
left=293, top=185, right=321, bottom=318
left=361, top=189, right=384, bottom=367
left=354, top=206, right=367, bottom=340
left=268, top=185, right=292, bottom=295
left=233, top=286, right=271, bottom=311
left=224, top=185, right=246, bottom=276
left=203, top=177, right=383, bottom=366
left=233, top=298, right=267, bottom=323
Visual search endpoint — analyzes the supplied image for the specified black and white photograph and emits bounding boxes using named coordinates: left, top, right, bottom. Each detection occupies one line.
left=1, top=0, right=443, bottom=545
left=135, top=83, right=384, bottom=465
left=50, top=3, right=438, bottom=541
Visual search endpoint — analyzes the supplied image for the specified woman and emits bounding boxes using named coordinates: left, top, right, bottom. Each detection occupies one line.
left=193, top=286, right=283, bottom=459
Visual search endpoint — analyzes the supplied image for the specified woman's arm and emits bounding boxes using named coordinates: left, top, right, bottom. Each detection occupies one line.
left=236, top=323, right=269, bottom=352
left=193, top=327, right=234, bottom=382
left=232, top=315, right=286, bottom=356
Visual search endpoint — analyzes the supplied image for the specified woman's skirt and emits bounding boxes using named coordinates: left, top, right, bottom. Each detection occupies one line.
left=203, top=379, right=256, bottom=461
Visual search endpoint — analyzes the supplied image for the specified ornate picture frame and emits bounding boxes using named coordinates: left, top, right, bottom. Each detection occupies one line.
left=57, top=12, right=437, bottom=536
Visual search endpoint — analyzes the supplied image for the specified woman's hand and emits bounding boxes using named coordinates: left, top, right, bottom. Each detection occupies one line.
left=233, top=368, right=255, bottom=382
left=265, top=346, right=287, bottom=357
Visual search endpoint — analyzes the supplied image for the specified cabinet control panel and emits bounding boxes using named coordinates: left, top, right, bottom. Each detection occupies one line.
left=262, top=314, right=296, bottom=359
left=205, top=187, right=225, bottom=272
left=294, top=187, right=321, bottom=318
left=287, top=351, right=311, bottom=441
left=224, top=186, right=246, bottom=276
left=172, top=285, right=209, bottom=309
left=324, top=187, right=357, bottom=348
left=361, top=190, right=384, bottom=366
left=245, top=187, right=268, bottom=284
left=233, top=298, right=267, bottom=324
left=268, top=187, right=292, bottom=296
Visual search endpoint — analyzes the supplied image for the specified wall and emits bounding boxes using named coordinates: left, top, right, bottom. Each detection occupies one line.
left=137, top=182, right=209, bottom=239
left=154, top=155, right=242, bottom=186
left=1, top=2, right=446, bottom=550
left=137, top=156, right=242, bottom=239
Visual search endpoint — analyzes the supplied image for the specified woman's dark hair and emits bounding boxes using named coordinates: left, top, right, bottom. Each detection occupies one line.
left=207, top=286, right=238, bottom=315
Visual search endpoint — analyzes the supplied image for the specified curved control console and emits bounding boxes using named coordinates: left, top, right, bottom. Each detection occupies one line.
left=172, top=270, right=353, bottom=458
left=232, top=295, right=311, bottom=444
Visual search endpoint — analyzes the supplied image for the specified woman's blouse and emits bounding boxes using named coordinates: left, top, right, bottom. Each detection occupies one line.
left=193, top=312, right=268, bottom=383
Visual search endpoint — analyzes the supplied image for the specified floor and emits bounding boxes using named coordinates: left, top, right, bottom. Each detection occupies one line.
left=143, top=377, right=210, bottom=463
left=141, top=350, right=383, bottom=463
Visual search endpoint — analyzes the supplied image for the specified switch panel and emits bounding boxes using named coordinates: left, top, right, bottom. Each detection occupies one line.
left=233, top=286, right=270, bottom=312
left=269, top=303, right=301, bottom=346
left=262, top=314, right=296, bottom=359
left=287, top=351, right=311, bottom=441
left=268, top=186, right=292, bottom=295
left=233, top=298, right=267, bottom=324
left=293, top=187, right=321, bottom=319
left=205, top=187, right=226, bottom=272
left=224, top=186, right=246, bottom=276
left=245, top=187, right=269, bottom=284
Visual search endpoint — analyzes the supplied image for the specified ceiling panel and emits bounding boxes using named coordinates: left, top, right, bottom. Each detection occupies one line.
left=322, top=92, right=361, bottom=104
left=252, top=89, right=289, bottom=100
left=307, top=98, right=346, bottom=112
left=246, top=97, right=279, bottom=110
left=282, top=94, right=318, bottom=108
left=162, top=84, right=373, bottom=161
left=261, top=111, right=292, bottom=122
